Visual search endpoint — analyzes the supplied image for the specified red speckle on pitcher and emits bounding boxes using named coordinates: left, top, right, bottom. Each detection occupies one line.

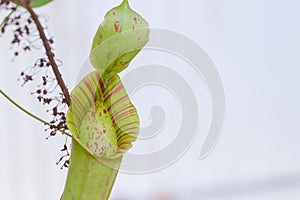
left=114, top=21, right=120, bottom=32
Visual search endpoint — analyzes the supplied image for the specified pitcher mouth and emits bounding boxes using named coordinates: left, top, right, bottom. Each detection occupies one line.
left=67, top=71, right=140, bottom=160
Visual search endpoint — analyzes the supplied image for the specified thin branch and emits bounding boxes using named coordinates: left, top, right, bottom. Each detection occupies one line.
left=17, top=0, right=71, bottom=105
left=0, top=5, right=18, bottom=28
left=0, top=89, right=72, bottom=138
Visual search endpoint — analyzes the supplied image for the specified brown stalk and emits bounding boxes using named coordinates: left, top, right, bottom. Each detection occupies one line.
left=12, top=0, right=71, bottom=105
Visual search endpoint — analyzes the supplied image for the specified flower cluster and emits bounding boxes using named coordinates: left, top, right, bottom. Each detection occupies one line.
left=1, top=0, right=70, bottom=169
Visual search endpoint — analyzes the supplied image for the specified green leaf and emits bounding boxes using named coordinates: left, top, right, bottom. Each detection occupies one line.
left=90, top=0, right=150, bottom=76
left=11, top=0, right=52, bottom=8
left=30, top=0, right=52, bottom=8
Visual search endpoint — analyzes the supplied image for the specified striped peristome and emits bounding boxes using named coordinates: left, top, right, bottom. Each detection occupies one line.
left=67, top=71, right=139, bottom=158
left=62, top=71, right=140, bottom=199
left=61, top=0, right=149, bottom=199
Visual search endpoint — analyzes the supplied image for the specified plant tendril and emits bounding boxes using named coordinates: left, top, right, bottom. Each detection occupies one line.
left=0, top=89, right=72, bottom=138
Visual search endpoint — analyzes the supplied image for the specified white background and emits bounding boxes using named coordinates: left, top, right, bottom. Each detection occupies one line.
left=1, top=0, right=300, bottom=199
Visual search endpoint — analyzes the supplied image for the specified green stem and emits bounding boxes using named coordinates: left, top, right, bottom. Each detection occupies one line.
left=61, top=141, right=122, bottom=200
left=0, top=6, right=19, bottom=28
left=0, top=89, right=72, bottom=138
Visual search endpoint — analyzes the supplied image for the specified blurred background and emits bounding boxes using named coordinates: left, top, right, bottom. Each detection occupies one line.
left=1, top=0, right=300, bottom=199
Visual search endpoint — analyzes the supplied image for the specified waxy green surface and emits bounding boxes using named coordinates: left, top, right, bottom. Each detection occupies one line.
left=90, top=0, right=149, bottom=76
left=61, top=1, right=150, bottom=199
left=30, top=0, right=52, bottom=8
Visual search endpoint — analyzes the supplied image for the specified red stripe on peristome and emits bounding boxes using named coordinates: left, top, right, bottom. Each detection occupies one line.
left=103, top=81, right=123, bottom=103
left=72, top=94, right=86, bottom=116
left=118, top=143, right=132, bottom=149
left=107, top=95, right=128, bottom=111
left=96, top=72, right=106, bottom=94
left=117, top=143, right=133, bottom=151
left=114, top=123, right=134, bottom=136
left=89, top=73, right=101, bottom=100
left=115, top=113, right=138, bottom=124
left=117, top=127, right=138, bottom=133
left=118, top=131, right=139, bottom=137
left=82, top=77, right=96, bottom=102
left=117, top=133, right=138, bottom=143
left=115, top=121, right=139, bottom=130
left=116, top=129, right=138, bottom=138
left=78, top=84, right=92, bottom=107
left=103, top=75, right=119, bottom=97
left=113, top=108, right=136, bottom=123
left=111, top=104, right=132, bottom=119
